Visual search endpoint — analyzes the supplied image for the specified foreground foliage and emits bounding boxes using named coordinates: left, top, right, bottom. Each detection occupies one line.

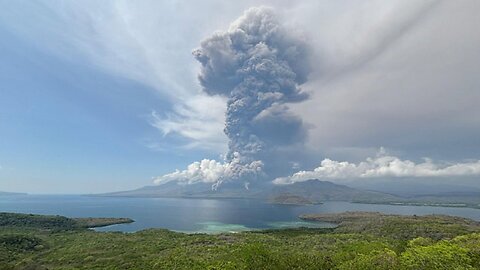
left=1, top=212, right=480, bottom=269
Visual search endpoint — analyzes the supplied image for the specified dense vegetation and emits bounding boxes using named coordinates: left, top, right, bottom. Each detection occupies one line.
left=0, top=213, right=79, bottom=231
left=0, top=213, right=133, bottom=230
left=1, top=211, right=480, bottom=269
left=301, top=211, right=480, bottom=240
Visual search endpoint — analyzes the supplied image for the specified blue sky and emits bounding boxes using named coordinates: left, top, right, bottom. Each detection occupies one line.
left=0, top=15, right=216, bottom=193
left=1, top=1, right=480, bottom=193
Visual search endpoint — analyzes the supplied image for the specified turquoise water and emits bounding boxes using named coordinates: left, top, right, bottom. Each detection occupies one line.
left=1, top=195, right=479, bottom=233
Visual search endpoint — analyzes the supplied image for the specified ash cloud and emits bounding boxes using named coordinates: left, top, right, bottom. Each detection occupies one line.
left=193, top=6, right=310, bottom=161
left=154, top=7, right=311, bottom=188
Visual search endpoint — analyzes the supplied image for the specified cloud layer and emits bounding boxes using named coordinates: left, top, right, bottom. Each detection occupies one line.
left=291, top=0, right=480, bottom=160
left=274, top=149, right=480, bottom=185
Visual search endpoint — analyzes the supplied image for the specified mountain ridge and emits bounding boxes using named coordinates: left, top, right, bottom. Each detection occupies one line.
left=94, top=179, right=480, bottom=208
left=96, top=179, right=401, bottom=204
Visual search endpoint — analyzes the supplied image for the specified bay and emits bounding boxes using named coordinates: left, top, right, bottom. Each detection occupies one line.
left=1, top=195, right=479, bottom=233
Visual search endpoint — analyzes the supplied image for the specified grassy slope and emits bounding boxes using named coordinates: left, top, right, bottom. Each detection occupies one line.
left=1, top=212, right=480, bottom=269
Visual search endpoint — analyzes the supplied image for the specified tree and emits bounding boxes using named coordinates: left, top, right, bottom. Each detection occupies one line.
left=338, top=248, right=399, bottom=270
left=401, top=238, right=473, bottom=270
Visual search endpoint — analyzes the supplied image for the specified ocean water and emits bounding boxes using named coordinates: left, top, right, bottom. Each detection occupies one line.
left=1, top=195, right=479, bottom=233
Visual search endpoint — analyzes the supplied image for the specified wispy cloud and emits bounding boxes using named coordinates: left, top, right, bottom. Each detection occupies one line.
left=0, top=1, right=229, bottom=151
left=150, top=94, right=227, bottom=152
left=274, top=149, right=480, bottom=185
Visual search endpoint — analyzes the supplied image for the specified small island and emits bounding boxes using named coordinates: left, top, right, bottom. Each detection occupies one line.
left=269, top=193, right=316, bottom=205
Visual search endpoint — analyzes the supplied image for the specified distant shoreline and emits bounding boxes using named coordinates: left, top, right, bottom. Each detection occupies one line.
left=90, top=193, right=480, bottom=210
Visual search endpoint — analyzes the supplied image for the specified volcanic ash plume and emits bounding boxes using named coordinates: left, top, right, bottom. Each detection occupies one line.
left=154, top=7, right=311, bottom=188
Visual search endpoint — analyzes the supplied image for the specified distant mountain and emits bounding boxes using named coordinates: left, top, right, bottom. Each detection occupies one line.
left=97, top=179, right=480, bottom=208
left=98, top=179, right=400, bottom=205
left=100, top=181, right=261, bottom=199
left=268, top=180, right=400, bottom=204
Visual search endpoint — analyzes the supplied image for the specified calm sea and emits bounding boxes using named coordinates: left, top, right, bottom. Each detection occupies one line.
left=1, top=195, right=479, bottom=233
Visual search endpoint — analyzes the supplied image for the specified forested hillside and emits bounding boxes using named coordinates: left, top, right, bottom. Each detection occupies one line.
left=1, top=211, right=480, bottom=269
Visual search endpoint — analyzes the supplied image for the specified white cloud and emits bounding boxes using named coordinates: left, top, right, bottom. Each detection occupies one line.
left=153, top=152, right=263, bottom=189
left=273, top=149, right=480, bottom=185
left=150, top=94, right=227, bottom=152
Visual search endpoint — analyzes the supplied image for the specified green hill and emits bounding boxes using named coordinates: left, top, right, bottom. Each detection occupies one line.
left=1, top=211, right=480, bottom=269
